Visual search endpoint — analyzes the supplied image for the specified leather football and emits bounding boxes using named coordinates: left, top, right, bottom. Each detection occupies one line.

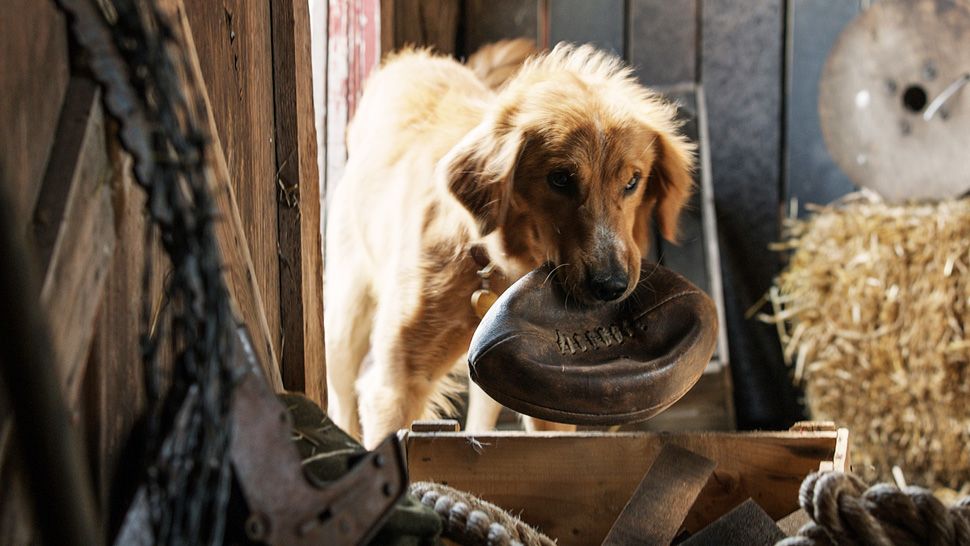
left=468, top=260, right=718, bottom=425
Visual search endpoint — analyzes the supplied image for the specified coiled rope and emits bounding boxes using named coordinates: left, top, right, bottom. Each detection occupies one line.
left=410, top=482, right=556, bottom=546
left=779, top=471, right=970, bottom=546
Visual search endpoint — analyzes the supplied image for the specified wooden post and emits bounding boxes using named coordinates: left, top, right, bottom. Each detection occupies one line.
left=170, top=1, right=284, bottom=389
left=271, top=0, right=327, bottom=404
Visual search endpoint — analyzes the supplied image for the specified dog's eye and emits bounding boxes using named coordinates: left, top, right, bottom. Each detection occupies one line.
left=624, top=172, right=642, bottom=194
left=547, top=169, right=575, bottom=192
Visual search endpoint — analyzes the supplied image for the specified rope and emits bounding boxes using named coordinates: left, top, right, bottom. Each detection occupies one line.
left=778, top=471, right=970, bottom=546
left=410, top=482, right=556, bottom=546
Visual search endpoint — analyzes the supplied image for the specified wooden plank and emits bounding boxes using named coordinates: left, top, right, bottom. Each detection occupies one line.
left=548, top=0, right=624, bottom=55
left=656, top=86, right=709, bottom=297
left=172, top=1, right=283, bottom=388
left=407, top=430, right=840, bottom=545
left=326, top=0, right=380, bottom=202
left=785, top=0, right=859, bottom=216
left=656, top=85, right=731, bottom=377
left=411, top=419, right=461, bottom=432
left=695, top=84, right=731, bottom=370
left=384, top=0, right=460, bottom=55
left=83, top=142, right=151, bottom=536
left=183, top=0, right=283, bottom=364
left=31, top=77, right=116, bottom=411
left=603, top=444, right=715, bottom=546
left=462, top=0, right=538, bottom=55
left=682, top=498, right=785, bottom=545
left=790, top=421, right=837, bottom=433
left=775, top=508, right=810, bottom=536
left=271, top=0, right=327, bottom=403
left=629, top=0, right=697, bottom=86
left=700, top=0, right=799, bottom=429
left=0, top=0, right=70, bottom=224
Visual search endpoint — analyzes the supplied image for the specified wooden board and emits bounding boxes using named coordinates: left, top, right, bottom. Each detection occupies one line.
left=32, top=77, right=115, bottom=411
left=775, top=508, right=810, bottom=536
left=682, top=498, right=785, bottom=545
left=462, top=0, right=538, bottom=56
left=381, top=0, right=460, bottom=55
left=700, top=0, right=801, bottom=429
left=83, top=143, right=152, bottom=535
left=271, top=0, right=327, bottom=403
left=629, top=0, right=697, bottom=86
left=603, top=444, right=715, bottom=545
left=784, top=0, right=859, bottom=216
left=0, top=0, right=70, bottom=225
left=183, top=0, right=282, bottom=363
left=173, top=1, right=283, bottom=388
left=548, top=0, right=624, bottom=55
left=406, top=429, right=844, bottom=545
left=656, top=86, right=709, bottom=298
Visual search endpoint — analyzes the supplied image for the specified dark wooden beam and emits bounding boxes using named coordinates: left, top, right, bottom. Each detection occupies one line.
left=784, top=0, right=859, bottom=216
left=0, top=0, right=70, bottom=223
left=271, top=0, right=327, bottom=404
left=462, top=0, right=538, bottom=55
left=629, top=0, right=698, bottom=86
left=171, top=1, right=283, bottom=389
left=382, top=0, right=460, bottom=55
left=32, top=76, right=115, bottom=411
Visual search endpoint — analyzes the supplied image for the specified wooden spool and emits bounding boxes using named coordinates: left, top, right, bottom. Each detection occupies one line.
left=819, top=0, right=970, bottom=203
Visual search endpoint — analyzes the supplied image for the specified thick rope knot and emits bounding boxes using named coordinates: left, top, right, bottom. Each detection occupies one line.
left=410, top=482, right=556, bottom=546
left=778, top=471, right=970, bottom=546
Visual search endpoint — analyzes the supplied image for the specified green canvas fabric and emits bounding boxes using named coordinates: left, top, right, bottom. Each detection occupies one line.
left=279, top=393, right=442, bottom=546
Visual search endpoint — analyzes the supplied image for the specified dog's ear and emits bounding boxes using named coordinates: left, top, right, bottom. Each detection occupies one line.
left=438, top=119, right=524, bottom=236
left=644, top=129, right=695, bottom=243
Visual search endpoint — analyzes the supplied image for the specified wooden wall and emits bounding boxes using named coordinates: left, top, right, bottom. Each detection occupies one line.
left=0, top=2, right=72, bottom=542
left=0, top=0, right=325, bottom=542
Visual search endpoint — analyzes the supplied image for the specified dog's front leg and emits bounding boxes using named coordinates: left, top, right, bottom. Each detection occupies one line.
left=522, top=416, right=578, bottom=432
left=465, top=381, right=504, bottom=431
left=355, top=361, right=430, bottom=449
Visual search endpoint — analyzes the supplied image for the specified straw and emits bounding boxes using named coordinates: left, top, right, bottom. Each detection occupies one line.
left=763, top=190, right=970, bottom=490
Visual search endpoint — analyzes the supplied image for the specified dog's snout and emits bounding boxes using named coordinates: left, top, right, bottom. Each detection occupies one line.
left=588, top=270, right=629, bottom=302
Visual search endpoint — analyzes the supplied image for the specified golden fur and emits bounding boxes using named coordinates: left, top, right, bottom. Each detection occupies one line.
left=325, top=42, right=695, bottom=447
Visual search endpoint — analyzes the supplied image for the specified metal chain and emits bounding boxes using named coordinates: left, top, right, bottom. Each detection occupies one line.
left=54, top=0, right=238, bottom=544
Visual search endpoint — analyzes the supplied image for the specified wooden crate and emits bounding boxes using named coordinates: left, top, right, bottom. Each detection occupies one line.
left=405, top=423, right=848, bottom=545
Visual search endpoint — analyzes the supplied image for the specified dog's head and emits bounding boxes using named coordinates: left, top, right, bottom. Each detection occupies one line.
left=441, top=44, right=694, bottom=305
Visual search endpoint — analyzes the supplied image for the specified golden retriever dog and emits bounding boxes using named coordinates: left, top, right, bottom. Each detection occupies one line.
left=325, top=40, right=695, bottom=448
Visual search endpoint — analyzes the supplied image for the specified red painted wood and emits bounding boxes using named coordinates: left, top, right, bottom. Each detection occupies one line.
left=326, top=0, right=380, bottom=189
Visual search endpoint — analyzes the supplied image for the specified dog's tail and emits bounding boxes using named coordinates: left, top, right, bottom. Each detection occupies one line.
left=465, top=38, right=539, bottom=90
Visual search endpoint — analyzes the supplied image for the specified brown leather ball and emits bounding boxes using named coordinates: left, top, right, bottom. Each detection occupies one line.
left=468, top=260, right=718, bottom=425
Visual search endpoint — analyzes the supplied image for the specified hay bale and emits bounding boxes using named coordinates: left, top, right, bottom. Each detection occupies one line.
left=764, top=191, right=970, bottom=489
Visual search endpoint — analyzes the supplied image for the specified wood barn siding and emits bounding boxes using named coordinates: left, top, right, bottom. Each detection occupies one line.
left=0, top=0, right=325, bottom=540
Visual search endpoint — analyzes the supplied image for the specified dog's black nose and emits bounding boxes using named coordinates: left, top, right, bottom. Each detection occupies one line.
left=589, top=272, right=629, bottom=302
